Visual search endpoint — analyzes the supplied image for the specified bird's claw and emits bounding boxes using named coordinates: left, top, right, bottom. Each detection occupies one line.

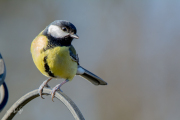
left=51, top=84, right=63, bottom=102
left=45, top=84, right=50, bottom=88
left=38, top=81, right=50, bottom=99
left=38, top=85, right=45, bottom=99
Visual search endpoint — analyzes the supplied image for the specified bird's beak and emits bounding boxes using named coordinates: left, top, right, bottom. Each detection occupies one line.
left=70, top=34, right=79, bottom=39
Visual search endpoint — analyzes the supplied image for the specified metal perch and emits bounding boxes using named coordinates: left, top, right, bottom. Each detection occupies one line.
left=2, top=88, right=85, bottom=120
left=1, top=52, right=84, bottom=120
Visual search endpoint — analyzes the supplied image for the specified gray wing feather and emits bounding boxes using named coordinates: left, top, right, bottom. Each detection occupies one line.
left=79, top=66, right=107, bottom=85
left=69, top=45, right=79, bottom=65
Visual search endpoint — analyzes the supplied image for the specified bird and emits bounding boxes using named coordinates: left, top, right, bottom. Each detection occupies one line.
left=31, top=20, right=107, bottom=101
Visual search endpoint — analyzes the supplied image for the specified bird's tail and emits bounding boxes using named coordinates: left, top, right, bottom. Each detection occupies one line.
left=77, top=66, right=107, bottom=85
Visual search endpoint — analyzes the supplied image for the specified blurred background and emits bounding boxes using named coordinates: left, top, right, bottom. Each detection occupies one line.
left=1, top=0, right=180, bottom=120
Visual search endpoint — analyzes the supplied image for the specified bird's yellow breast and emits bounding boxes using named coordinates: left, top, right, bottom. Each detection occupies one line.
left=31, top=34, right=77, bottom=80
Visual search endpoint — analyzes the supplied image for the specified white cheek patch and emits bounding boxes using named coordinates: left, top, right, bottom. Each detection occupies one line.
left=48, top=25, right=69, bottom=38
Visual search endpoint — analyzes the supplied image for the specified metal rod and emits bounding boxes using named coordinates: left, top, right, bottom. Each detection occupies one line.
left=2, top=88, right=85, bottom=120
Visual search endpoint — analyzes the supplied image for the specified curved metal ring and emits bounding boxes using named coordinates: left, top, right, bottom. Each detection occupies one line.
left=0, top=82, right=8, bottom=112
left=0, top=53, right=8, bottom=112
left=2, top=88, right=85, bottom=120
left=0, top=53, right=6, bottom=85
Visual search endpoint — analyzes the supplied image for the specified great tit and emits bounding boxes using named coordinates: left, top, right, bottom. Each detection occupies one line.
left=31, top=20, right=107, bottom=101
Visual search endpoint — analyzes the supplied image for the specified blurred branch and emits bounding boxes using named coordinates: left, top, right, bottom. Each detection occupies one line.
left=2, top=88, right=85, bottom=120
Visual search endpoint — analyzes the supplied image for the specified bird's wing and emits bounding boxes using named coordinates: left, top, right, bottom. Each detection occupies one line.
left=69, top=45, right=79, bottom=65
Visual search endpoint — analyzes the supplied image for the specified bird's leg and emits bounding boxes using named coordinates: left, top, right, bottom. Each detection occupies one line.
left=38, top=78, right=53, bottom=99
left=51, top=79, right=69, bottom=102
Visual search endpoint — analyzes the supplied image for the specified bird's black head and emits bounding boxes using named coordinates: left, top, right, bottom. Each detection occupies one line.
left=43, top=20, right=79, bottom=46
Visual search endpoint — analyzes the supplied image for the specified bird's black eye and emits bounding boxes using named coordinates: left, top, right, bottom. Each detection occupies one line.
left=62, top=27, right=67, bottom=32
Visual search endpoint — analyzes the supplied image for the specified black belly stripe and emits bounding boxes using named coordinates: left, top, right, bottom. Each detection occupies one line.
left=43, top=56, right=55, bottom=77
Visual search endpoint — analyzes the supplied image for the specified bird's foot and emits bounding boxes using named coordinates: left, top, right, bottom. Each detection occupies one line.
left=38, top=81, right=49, bottom=99
left=51, top=84, right=62, bottom=102
left=51, top=79, right=69, bottom=102
left=38, top=78, right=52, bottom=99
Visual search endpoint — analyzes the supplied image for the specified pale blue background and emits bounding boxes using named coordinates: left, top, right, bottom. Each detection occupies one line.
left=1, top=1, right=180, bottom=120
